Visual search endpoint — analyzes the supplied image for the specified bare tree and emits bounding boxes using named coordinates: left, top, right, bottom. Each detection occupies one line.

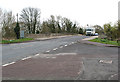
left=55, top=16, right=62, bottom=33
left=93, top=25, right=103, bottom=34
left=0, top=8, right=3, bottom=40
left=0, top=8, right=3, bottom=30
left=41, top=21, right=50, bottom=34
left=47, top=15, right=56, bottom=33
left=20, top=7, right=41, bottom=34
left=2, top=11, right=15, bottom=39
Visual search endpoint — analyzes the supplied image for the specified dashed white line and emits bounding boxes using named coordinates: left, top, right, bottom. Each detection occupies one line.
left=53, top=48, right=58, bottom=51
left=74, top=42, right=77, bottom=43
left=51, top=57, right=56, bottom=59
left=35, top=54, right=39, bottom=56
left=46, top=57, right=50, bottom=58
left=22, top=56, right=32, bottom=60
left=71, top=42, right=74, bottom=44
left=60, top=46, right=63, bottom=48
left=2, top=62, right=15, bottom=67
left=46, top=50, right=50, bottom=52
left=64, top=45, right=67, bottom=47
left=69, top=43, right=72, bottom=45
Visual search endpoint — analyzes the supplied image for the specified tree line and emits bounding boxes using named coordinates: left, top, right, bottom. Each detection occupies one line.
left=103, top=21, right=120, bottom=40
left=0, top=7, right=120, bottom=40
left=0, top=7, right=84, bottom=40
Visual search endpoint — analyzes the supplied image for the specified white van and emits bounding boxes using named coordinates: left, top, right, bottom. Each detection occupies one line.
left=86, top=27, right=95, bottom=36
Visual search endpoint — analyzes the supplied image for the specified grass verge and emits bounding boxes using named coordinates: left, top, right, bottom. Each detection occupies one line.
left=89, top=38, right=119, bottom=46
left=0, top=38, right=34, bottom=44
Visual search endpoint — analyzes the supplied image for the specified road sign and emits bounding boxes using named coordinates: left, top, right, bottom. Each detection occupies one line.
left=20, top=30, right=24, bottom=38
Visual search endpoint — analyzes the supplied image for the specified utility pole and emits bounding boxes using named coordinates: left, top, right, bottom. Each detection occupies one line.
left=16, top=13, right=18, bottom=23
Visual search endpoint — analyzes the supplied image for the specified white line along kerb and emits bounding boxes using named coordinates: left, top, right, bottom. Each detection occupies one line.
left=22, top=56, right=32, bottom=60
left=53, top=48, right=58, bottom=51
left=2, top=62, right=15, bottom=67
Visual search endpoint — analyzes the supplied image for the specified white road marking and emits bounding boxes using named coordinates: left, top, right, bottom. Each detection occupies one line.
left=46, top=57, right=50, bottom=58
left=111, top=74, right=117, bottom=77
left=60, top=46, right=63, bottom=48
left=74, top=42, right=77, bottom=43
left=53, top=48, right=58, bottom=51
left=78, top=70, right=82, bottom=75
left=64, top=45, right=67, bottom=47
left=22, top=56, right=32, bottom=60
left=2, top=62, right=15, bottom=67
left=108, top=74, right=118, bottom=80
left=51, top=57, right=56, bottom=58
left=99, top=60, right=112, bottom=64
left=69, top=43, right=72, bottom=45
left=35, top=54, right=39, bottom=56
left=71, top=42, right=74, bottom=44
left=46, top=50, right=50, bottom=52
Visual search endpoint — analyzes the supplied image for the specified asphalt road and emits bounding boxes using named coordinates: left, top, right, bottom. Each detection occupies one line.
left=2, top=35, right=89, bottom=64
left=2, top=36, right=118, bottom=80
left=46, top=42, right=118, bottom=80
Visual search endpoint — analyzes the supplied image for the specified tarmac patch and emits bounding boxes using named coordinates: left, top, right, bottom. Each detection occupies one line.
left=77, top=58, right=118, bottom=80
left=3, top=54, right=82, bottom=80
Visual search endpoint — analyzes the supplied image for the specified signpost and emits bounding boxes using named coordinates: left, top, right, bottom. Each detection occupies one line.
left=20, top=30, right=24, bottom=38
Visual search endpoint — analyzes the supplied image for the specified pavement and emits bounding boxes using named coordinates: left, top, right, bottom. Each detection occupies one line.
left=82, top=36, right=98, bottom=40
left=2, top=36, right=118, bottom=80
left=34, top=34, right=80, bottom=41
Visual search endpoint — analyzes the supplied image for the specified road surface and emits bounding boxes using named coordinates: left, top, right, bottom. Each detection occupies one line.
left=2, top=35, right=89, bottom=64
left=2, top=35, right=118, bottom=80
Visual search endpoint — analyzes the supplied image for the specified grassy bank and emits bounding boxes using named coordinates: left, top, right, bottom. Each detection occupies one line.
left=0, top=38, right=34, bottom=44
left=89, top=38, right=119, bottom=46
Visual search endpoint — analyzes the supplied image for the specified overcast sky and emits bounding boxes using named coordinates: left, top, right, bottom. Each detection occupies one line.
left=0, top=0, right=119, bottom=27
